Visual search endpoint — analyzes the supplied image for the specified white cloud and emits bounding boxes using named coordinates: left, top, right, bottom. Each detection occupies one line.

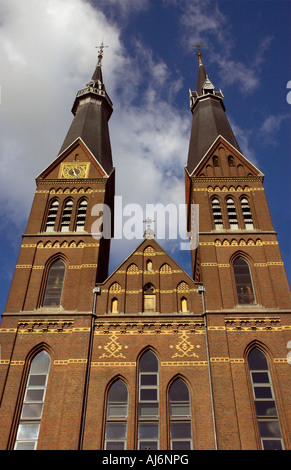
left=0, top=0, right=190, bottom=265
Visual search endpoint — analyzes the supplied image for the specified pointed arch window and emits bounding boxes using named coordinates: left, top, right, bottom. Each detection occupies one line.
left=43, top=259, right=66, bottom=307
left=228, top=155, right=235, bottom=166
left=75, top=199, right=88, bottom=232
left=138, top=350, right=159, bottom=450
left=143, top=283, right=156, bottom=313
left=226, top=197, right=238, bottom=229
left=211, top=198, right=223, bottom=230
left=45, top=200, right=59, bottom=232
left=60, top=200, right=73, bottom=232
left=14, top=351, right=51, bottom=450
left=248, top=348, right=284, bottom=450
left=241, top=197, right=254, bottom=230
left=146, top=260, right=153, bottom=271
left=104, top=379, right=128, bottom=450
left=181, top=297, right=188, bottom=313
left=169, top=378, right=193, bottom=450
left=212, top=156, right=219, bottom=167
left=233, top=257, right=255, bottom=305
left=111, top=298, right=118, bottom=313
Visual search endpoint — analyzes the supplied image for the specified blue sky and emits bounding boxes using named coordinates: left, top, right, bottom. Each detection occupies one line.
left=0, top=0, right=290, bottom=316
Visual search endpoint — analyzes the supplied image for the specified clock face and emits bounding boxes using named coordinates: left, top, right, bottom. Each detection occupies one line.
left=60, top=163, right=89, bottom=179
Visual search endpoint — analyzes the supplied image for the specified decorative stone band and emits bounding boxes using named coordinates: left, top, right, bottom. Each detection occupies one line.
left=2, top=357, right=289, bottom=366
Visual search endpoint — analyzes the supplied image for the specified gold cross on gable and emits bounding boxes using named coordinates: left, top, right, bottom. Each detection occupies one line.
left=95, top=41, right=108, bottom=65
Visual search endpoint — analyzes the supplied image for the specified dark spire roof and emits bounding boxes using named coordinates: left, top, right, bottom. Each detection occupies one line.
left=58, top=51, right=113, bottom=176
left=186, top=51, right=241, bottom=175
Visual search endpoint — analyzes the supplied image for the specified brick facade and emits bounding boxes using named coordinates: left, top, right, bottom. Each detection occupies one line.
left=0, top=56, right=290, bottom=451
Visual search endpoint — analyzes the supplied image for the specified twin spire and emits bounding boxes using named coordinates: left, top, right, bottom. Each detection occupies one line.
left=186, top=44, right=241, bottom=174
left=58, top=41, right=114, bottom=176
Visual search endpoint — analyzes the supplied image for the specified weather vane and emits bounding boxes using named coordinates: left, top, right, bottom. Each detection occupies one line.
left=96, top=40, right=108, bottom=66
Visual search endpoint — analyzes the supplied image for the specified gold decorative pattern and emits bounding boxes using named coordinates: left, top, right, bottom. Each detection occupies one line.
left=98, top=332, right=127, bottom=359
left=170, top=331, right=199, bottom=359
left=68, top=264, right=98, bottom=270
left=177, top=282, right=189, bottom=293
left=254, top=262, right=284, bottom=267
left=54, top=359, right=87, bottom=365
left=127, top=264, right=139, bottom=274
left=193, top=186, right=264, bottom=192
left=91, top=362, right=136, bottom=367
left=207, top=239, right=277, bottom=247
left=109, top=282, right=122, bottom=293
left=160, top=264, right=172, bottom=274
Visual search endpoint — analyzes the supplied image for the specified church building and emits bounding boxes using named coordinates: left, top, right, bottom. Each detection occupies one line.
left=0, top=45, right=290, bottom=451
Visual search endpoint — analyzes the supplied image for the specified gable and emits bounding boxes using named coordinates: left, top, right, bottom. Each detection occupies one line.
left=191, top=136, right=264, bottom=178
left=37, top=138, right=109, bottom=180
left=96, top=238, right=201, bottom=315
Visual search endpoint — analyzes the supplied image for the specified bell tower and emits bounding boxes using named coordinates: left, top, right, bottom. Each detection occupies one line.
left=185, top=48, right=291, bottom=312
left=5, top=44, right=115, bottom=314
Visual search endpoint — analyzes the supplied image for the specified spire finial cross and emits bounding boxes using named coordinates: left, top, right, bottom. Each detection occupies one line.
left=143, top=217, right=155, bottom=239
left=192, top=43, right=205, bottom=66
left=95, top=40, right=108, bottom=66
left=193, top=43, right=203, bottom=55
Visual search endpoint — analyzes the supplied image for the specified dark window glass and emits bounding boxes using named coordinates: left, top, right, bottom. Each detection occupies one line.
left=138, top=351, right=159, bottom=449
left=169, top=378, right=190, bottom=402
left=140, top=351, right=158, bottom=372
left=14, top=351, right=50, bottom=450
left=169, top=379, right=193, bottom=450
left=248, top=348, right=284, bottom=450
left=248, top=348, right=268, bottom=370
left=43, top=260, right=65, bottom=307
left=108, top=380, right=128, bottom=403
left=233, top=257, right=255, bottom=304
left=104, top=379, right=128, bottom=450
left=139, top=441, right=158, bottom=450
left=262, top=440, right=283, bottom=450
left=172, top=441, right=192, bottom=450
left=106, top=442, right=125, bottom=450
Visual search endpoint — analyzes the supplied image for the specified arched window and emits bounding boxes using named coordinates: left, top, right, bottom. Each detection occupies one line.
left=211, top=198, right=223, bottom=230
left=226, top=197, right=238, bottom=229
left=146, top=260, right=153, bottom=271
left=111, top=298, right=118, bottom=313
left=248, top=348, right=284, bottom=450
left=43, top=259, right=66, bottom=307
left=138, top=350, right=159, bottom=450
left=75, top=199, right=88, bottom=232
left=169, top=378, right=193, bottom=450
left=181, top=297, right=188, bottom=313
left=241, top=197, right=254, bottom=230
left=14, top=351, right=51, bottom=450
left=60, top=200, right=73, bottom=232
left=104, top=379, right=128, bottom=450
left=213, top=156, right=219, bottom=167
left=143, top=283, right=156, bottom=313
left=45, top=200, right=59, bottom=232
left=228, top=155, right=235, bottom=166
left=233, top=257, right=255, bottom=304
